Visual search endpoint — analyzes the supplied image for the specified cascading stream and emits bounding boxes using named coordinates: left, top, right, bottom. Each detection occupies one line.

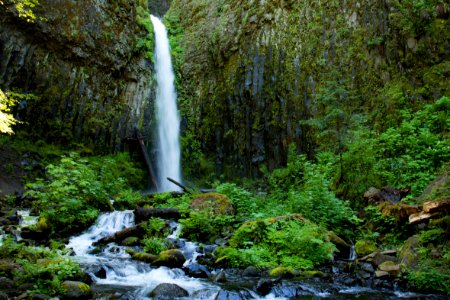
left=150, top=15, right=182, bottom=192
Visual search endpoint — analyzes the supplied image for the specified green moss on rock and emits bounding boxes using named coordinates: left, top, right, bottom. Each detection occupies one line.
left=355, top=240, right=377, bottom=256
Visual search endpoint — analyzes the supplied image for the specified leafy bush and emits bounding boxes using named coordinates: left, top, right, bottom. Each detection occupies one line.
left=0, top=238, right=81, bottom=296
left=179, top=210, right=234, bottom=242
left=25, top=152, right=143, bottom=236
left=216, top=217, right=335, bottom=270
left=142, top=237, right=169, bottom=255
left=216, top=183, right=257, bottom=219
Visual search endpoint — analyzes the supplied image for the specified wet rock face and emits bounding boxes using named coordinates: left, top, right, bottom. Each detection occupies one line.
left=0, top=1, right=154, bottom=149
left=149, top=0, right=173, bottom=17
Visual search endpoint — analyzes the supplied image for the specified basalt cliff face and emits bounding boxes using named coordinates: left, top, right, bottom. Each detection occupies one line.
left=167, top=0, right=449, bottom=177
left=0, top=0, right=154, bottom=150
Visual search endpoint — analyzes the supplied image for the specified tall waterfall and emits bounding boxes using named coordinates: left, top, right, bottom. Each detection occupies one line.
left=150, top=15, right=182, bottom=192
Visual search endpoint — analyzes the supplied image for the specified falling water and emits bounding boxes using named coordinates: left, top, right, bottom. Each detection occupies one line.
left=150, top=15, right=182, bottom=192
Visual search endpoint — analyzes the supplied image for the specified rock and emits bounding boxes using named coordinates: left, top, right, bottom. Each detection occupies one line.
left=0, top=259, right=19, bottom=277
left=0, top=276, right=14, bottom=291
left=359, top=262, right=375, bottom=273
left=148, top=283, right=189, bottom=298
left=269, top=267, right=294, bottom=278
left=255, top=278, right=280, bottom=296
left=31, top=294, right=51, bottom=300
left=152, top=249, right=186, bottom=268
left=375, top=270, right=390, bottom=278
left=364, top=186, right=410, bottom=204
left=213, top=270, right=227, bottom=283
left=127, top=249, right=157, bottom=263
left=183, top=263, right=210, bottom=278
left=0, top=291, right=7, bottom=300
left=378, top=261, right=400, bottom=276
left=399, top=236, right=420, bottom=269
left=379, top=202, right=420, bottom=222
left=242, top=266, right=260, bottom=277
left=328, top=231, right=351, bottom=259
left=355, top=240, right=377, bottom=256
left=93, top=267, right=107, bottom=279
left=361, top=251, right=398, bottom=266
left=190, top=192, right=234, bottom=215
left=62, top=281, right=91, bottom=299
left=121, top=236, right=139, bottom=246
left=214, top=289, right=243, bottom=300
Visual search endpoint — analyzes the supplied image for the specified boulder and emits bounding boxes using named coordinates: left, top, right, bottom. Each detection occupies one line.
left=360, top=251, right=398, bottom=266
left=0, top=276, right=14, bottom=291
left=148, top=283, right=189, bottom=298
left=214, top=289, right=244, bottom=300
left=364, top=186, right=410, bottom=204
left=355, top=240, right=377, bottom=256
left=213, top=270, right=227, bottom=283
left=183, top=263, right=210, bottom=278
left=378, top=261, right=400, bottom=276
left=152, top=249, right=186, bottom=268
left=399, top=236, right=420, bottom=269
left=255, top=278, right=281, bottom=296
left=242, top=266, right=260, bottom=277
left=269, top=267, right=294, bottom=278
left=121, top=236, right=139, bottom=246
left=328, top=231, right=351, bottom=259
left=62, top=281, right=91, bottom=299
left=190, top=192, right=234, bottom=215
left=126, top=249, right=157, bottom=263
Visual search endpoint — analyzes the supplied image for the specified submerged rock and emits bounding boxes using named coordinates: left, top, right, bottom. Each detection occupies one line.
left=148, top=283, right=189, bottom=298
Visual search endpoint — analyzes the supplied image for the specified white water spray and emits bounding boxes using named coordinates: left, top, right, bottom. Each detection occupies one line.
left=150, top=15, right=182, bottom=192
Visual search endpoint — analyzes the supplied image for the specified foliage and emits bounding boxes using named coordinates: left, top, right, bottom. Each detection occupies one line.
left=179, top=210, right=234, bottom=242
left=216, top=183, right=257, bottom=219
left=136, top=0, right=154, bottom=62
left=215, top=217, right=335, bottom=270
left=142, top=237, right=169, bottom=255
left=0, top=238, right=80, bottom=296
left=25, top=152, right=143, bottom=236
left=0, top=89, right=19, bottom=134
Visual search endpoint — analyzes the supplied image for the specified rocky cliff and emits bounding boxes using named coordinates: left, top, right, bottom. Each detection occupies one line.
left=167, top=0, right=449, bottom=178
left=0, top=0, right=155, bottom=150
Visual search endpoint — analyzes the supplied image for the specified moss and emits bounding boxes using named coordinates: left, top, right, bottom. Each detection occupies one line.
left=190, top=192, right=234, bottom=215
left=269, top=266, right=294, bottom=278
left=355, top=240, right=377, bottom=256
left=77, top=282, right=91, bottom=294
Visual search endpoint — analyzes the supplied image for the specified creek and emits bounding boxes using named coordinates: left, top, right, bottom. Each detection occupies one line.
left=66, top=210, right=444, bottom=299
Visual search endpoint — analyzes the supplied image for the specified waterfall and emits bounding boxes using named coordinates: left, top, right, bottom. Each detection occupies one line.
left=150, top=15, right=182, bottom=192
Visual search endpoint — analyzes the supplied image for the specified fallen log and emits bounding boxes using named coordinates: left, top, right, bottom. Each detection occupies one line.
left=167, top=177, right=191, bottom=194
left=93, top=225, right=143, bottom=246
left=134, top=208, right=182, bottom=223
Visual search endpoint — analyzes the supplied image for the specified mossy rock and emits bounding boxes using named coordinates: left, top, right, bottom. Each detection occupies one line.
left=399, top=236, right=420, bottom=270
left=62, top=281, right=92, bottom=299
left=126, top=249, right=157, bottom=263
left=190, top=192, right=235, bottom=216
left=121, top=236, right=139, bottom=246
left=152, top=249, right=186, bottom=268
left=269, top=267, right=294, bottom=278
left=355, top=240, right=377, bottom=256
left=301, top=270, right=325, bottom=278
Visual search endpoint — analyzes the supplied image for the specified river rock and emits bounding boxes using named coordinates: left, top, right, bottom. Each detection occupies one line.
left=242, top=266, right=260, bottom=277
left=355, top=240, right=377, bottom=256
left=213, top=270, right=227, bottom=283
left=378, top=261, right=400, bottom=276
left=183, top=263, right=210, bottom=278
left=62, top=281, right=92, bottom=299
left=255, top=278, right=281, bottom=296
left=0, top=276, right=14, bottom=291
left=152, top=249, right=186, bottom=268
left=214, top=289, right=249, bottom=300
left=148, top=283, right=189, bottom=298
left=399, top=236, right=420, bottom=268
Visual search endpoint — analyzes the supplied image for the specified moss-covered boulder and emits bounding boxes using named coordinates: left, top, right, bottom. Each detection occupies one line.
left=126, top=249, right=157, bottom=264
left=152, top=249, right=186, bottom=268
left=121, top=236, right=139, bottom=246
left=269, top=267, right=294, bottom=278
left=190, top=192, right=234, bottom=216
left=378, top=261, right=400, bottom=277
left=399, top=236, right=420, bottom=270
left=62, top=281, right=91, bottom=299
left=355, top=240, right=377, bottom=257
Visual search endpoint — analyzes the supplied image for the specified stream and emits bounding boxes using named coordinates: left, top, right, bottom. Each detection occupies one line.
left=66, top=211, right=446, bottom=299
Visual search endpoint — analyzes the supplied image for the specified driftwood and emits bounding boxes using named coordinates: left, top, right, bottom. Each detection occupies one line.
left=134, top=207, right=181, bottom=223
left=167, top=177, right=191, bottom=194
left=93, top=225, right=143, bottom=246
